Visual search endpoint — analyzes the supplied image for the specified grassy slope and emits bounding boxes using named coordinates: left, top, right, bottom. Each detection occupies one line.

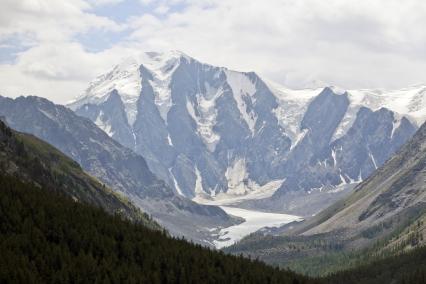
left=0, top=119, right=159, bottom=229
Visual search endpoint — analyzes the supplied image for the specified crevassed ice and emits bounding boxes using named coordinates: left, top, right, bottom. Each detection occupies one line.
left=94, top=110, right=114, bottom=137
left=266, top=80, right=426, bottom=143
left=332, top=86, right=426, bottom=141
left=266, top=80, right=320, bottom=143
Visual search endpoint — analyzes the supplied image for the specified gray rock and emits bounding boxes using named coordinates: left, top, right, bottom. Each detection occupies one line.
left=0, top=95, right=239, bottom=246
left=69, top=52, right=421, bottom=218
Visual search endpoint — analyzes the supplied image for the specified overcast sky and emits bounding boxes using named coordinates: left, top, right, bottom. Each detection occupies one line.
left=1, top=0, right=426, bottom=103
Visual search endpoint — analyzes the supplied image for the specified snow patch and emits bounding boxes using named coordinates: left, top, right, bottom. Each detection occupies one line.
left=169, top=168, right=184, bottom=196
left=391, top=116, right=402, bottom=139
left=329, top=86, right=346, bottom=95
left=131, top=129, right=137, bottom=149
left=225, top=158, right=249, bottom=195
left=194, top=166, right=204, bottom=196
left=369, top=151, right=378, bottom=169
left=339, top=174, right=347, bottom=185
left=141, top=52, right=182, bottom=123
left=290, top=128, right=308, bottom=150
left=94, top=111, right=114, bottom=136
left=225, top=70, right=258, bottom=134
left=39, top=109, right=56, bottom=121
left=186, top=83, right=222, bottom=152
left=331, top=149, right=337, bottom=167
left=167, top=134, right=173, bottom=146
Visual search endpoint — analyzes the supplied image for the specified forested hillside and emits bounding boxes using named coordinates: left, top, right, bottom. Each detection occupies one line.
left=0, top=119, right=157, bottom=228
left=1, top=172, right=425, bottom=283
left=325, top=245, right=426, bottom=284
left=0, top=173, right=317, bottom=284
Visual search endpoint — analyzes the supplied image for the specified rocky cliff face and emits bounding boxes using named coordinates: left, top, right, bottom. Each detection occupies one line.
left=69, top=51, right=424, bottom=215
left=224, top=122, right=426, bottom=272
left=303, top=121, right=426, bottom=236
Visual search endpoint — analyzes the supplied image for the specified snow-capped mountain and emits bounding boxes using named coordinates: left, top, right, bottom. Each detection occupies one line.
left=69, top=50, right=426, bottom=215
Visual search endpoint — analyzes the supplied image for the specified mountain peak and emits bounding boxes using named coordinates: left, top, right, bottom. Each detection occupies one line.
left=145, top=50, right=191, bottom=61
left=326, top=85, right=347, bottom=96
left=116, top=50, right=194, bottom=75
left=68, top=50, right=198, bottom=125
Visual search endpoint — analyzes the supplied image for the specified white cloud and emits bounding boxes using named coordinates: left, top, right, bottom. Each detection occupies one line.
left=88, top=0, right=125, bottom=6
left=0, top=0, right=122, bottom=42
left=1, top=0, right=426, bottom=103
left=0, top=0, right=126, bottom=102
left=125, top=0, right=426, bottom=89
left=139, top=0, right=155, bottom=5
left=0, top=42, right=131, bottom=102
left=154, top=4, right=170, bottom=15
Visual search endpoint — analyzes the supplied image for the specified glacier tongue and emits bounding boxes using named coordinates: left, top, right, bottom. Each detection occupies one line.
left=213, top=207, right=302, bottom=249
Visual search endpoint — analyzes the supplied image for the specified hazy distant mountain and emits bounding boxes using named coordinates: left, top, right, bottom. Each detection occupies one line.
left=69, top=50, right=425, bottom=215
left=0, top=96, right=238, bottom=246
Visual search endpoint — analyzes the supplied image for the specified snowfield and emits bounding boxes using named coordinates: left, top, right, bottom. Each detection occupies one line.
left=213, top=206, right=302, bottom=249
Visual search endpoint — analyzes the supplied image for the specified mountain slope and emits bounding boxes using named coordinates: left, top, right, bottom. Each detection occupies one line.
left=0, top=119, right=156, bottom=228
left=1, top=169, right=424, bottom=283
left=0, top=96, right=238, bottom=246
left=69, top=51, right=424, bottom=216
left=226, top=121, right=426, bottom=275
left=324, top=245, right=426, bottom=284
left=0, top=174, right=318, bottom=284
left=300, top=120, right=426, bottom=237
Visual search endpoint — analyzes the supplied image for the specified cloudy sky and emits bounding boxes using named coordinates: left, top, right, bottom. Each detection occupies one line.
left=1, top=0, right=426, bottom=103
